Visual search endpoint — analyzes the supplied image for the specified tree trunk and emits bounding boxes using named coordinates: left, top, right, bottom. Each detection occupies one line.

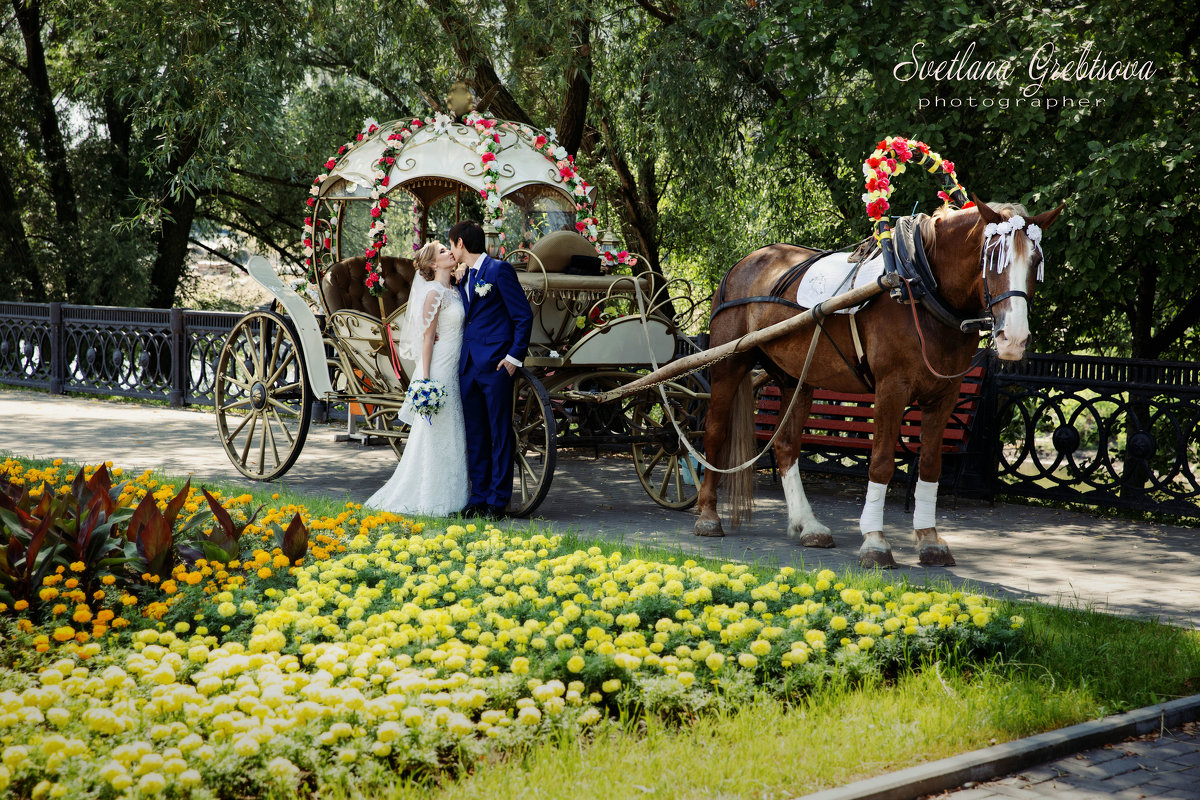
left=556, top=19, right=592, bottom=156
left=13, top=0, right=81, bottom=296
left=0, top=155, right=44, bottom=301
left=148, top=189, right=198, bottom=308
left=426, top=0, right=533, bottom=124
left=1130, top=258, right=1157, bottom=360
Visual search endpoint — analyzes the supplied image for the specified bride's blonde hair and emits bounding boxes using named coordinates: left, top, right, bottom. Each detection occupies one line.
left=413, top=241, right=441, bottom=280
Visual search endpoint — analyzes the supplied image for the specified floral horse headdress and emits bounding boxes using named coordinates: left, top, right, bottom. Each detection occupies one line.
left=982, top=215, right=1046, bottom=281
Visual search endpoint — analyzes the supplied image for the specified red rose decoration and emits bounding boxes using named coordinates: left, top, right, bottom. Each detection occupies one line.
left=575, top=221, right=586, bottom=232
left=942, top=161, right=955, bottom=174
left=370, top=207, right=381, bottom=218
left=306, top=198, right=316, bottom=207
left=379, top=197, right=390, bottom=209
left=325, top=158, right=336, bottom=169
left=380, top=176, right=390, bottom=187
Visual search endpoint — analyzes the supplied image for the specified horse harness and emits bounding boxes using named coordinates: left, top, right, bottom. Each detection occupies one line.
left=710, top=243, right=880, bottom=391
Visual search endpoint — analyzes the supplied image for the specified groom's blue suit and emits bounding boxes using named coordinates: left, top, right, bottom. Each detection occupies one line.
left=458, top=254, right=534, bottom=510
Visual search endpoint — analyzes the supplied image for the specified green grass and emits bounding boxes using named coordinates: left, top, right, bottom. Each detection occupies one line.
left=4, top=451, right=1199, bottom=799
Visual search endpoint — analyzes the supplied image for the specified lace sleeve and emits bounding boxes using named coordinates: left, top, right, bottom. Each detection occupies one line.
left=394, top=276, right=436, bottom=362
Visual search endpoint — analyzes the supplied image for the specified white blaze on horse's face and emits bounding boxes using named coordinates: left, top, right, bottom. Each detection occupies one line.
left=992, top=232, right=1035, bottom=361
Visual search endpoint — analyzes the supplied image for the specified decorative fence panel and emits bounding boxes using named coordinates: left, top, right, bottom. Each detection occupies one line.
left=984, top=354, right=1200, bottom=516
left=2, top=303, right=1198, bottom=516
left=0, top=302, right=243, bottom=406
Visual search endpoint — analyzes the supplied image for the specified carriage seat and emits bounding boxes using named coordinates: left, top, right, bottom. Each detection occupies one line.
left=321, top=256, right=415, bottom=319
left=526, top=231, right=600, bottom=273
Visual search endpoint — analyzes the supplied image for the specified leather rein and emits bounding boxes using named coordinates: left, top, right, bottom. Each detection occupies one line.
left=708, top=214, right=1025, bottom=383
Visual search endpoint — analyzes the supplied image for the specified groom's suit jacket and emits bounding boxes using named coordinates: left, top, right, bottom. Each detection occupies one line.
left=458, top=254, right=534, bottom=374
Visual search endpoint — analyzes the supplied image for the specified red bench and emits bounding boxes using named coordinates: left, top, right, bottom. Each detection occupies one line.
left=753, top=362, right=988, bottom=504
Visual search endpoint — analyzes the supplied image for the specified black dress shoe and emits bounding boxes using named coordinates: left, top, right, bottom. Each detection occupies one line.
left=486, top=504, right=508, bottom=519
left=460, top=503, right=486, bottom=517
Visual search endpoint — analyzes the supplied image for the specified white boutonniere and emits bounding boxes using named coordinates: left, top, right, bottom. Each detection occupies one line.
left=475, top=282, right=493, bottom=297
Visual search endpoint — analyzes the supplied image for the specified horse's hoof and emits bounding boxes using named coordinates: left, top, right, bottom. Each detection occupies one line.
left=789, top=520, right=831, bottom=540
left=857, top=531, right=896, bottom=568
left=859, top=549, right=898, bottom=569
left=694, top=518, right=725, bottom=538
left=799, top=530, right=835, bottom=548
left=915, top=528, right=956, bottom=566
left=918, top=546, right=956, bottom=567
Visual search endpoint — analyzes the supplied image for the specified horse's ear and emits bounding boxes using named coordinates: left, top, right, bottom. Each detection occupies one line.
left=1030, top=202, right=1066, bottom=230
left=972, top=194, right=1002, bottom=224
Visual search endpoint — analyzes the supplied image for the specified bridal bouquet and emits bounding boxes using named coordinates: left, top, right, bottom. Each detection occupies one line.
left=404, top=379, right=447, bottom=424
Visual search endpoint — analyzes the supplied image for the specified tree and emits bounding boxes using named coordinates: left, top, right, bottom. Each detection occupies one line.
left=705, top=0, right=1199, bottom=358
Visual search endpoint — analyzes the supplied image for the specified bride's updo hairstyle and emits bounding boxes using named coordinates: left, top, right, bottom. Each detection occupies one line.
left=413, top=241, right=440, bottom=280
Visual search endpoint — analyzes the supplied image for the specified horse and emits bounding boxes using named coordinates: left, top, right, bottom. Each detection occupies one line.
left=695, top=199, right=1064, bottom=567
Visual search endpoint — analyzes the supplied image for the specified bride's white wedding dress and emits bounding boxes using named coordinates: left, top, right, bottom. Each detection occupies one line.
left=365, top=280, right=469, bottom=516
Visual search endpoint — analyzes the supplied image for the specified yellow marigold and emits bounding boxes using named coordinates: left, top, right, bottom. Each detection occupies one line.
left=160, top=581, right=178, bottom=595
left=39, top=587, right=59, bottom=602
left=72, top=605, right=92, bottom=623
left=52, top=626, right=76, bottom=642
left=257, top=567, right=272, bottom=580
left=51, top=604, right=67, bottom=616
left=69, top=561, right=85, bottom=572
left=13, top=600, right=28, bottom=612
left=101, top=575, right=116, bottom=586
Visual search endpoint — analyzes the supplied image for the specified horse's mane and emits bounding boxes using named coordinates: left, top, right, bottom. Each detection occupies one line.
left=918, top=202, right=1032, bottom=264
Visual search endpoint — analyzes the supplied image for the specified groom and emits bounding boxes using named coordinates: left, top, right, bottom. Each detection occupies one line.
left=450, top=221, right=534, bottom=518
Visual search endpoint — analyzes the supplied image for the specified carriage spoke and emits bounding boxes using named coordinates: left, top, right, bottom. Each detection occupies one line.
left=264, top=350, right=297, bottom=387
left=223, top=408, right=255, bottom=444
left=220, top=396, right=254, bottom=413
left=263, top=412, right=282, bottom=469
left=658, top=456, right=678, bottom=498
left=267, top=406, right=297, bottom=447
left=639, top=447, right=667, bottom=477
left=257, top=409, right=268, bottom=471
left=238, top=413, right=260, bottom=467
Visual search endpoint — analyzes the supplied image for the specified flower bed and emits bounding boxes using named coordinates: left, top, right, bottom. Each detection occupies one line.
left=0, top=459, right=1025, bottom=797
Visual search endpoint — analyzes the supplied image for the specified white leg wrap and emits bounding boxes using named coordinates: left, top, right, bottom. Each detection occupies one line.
left=859, top=481, right=887, bottom=535
left=913, top=479, right=938, bottom=530
left=782, top=463, right=822, bottom=536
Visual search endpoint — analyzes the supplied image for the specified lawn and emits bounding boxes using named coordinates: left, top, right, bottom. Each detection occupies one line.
left=1, top=453, right=1197, bottom=799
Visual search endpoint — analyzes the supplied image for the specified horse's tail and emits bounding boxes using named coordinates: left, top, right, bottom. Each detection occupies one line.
left=721, top=371, right=756, bottom=527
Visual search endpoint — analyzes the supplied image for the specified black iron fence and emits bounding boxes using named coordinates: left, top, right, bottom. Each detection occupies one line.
left=984, top=354, right=1200, bottom=516
left=0, top=301, right=241, bottom=406
left=2, top=302, right=1198, bottom=517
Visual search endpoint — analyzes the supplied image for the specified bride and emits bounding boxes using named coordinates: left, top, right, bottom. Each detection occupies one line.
left=365, top=241, right=469, bottom=516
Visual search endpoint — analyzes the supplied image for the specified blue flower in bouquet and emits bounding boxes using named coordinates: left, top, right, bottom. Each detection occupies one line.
left=405, top=379, right=447, bottom=424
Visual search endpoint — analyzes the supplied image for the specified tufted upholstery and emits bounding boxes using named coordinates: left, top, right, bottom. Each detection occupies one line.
left=320, top=256, right=415, bottom=318
left=527, top=231, right=598, bottom=273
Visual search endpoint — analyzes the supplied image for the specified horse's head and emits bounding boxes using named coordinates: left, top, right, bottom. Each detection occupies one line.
left=973, top=199, right=1064, bottom=360
left=923, top=199, right=1064, bottom=361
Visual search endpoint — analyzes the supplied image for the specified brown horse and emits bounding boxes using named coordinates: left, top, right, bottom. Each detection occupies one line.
left=696, top=200, right=1064, bottom=567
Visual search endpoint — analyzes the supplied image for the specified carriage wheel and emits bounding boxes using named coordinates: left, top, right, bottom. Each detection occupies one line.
left=363, top=405, right=409, bottom=460
left=215, top=310, right=312, bottom=480
left=508, top=368, right=557, bottom=517
left=629, top=375, right=709, bottom=510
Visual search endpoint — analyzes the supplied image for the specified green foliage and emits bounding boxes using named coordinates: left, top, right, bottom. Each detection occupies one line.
left=0, top=466, right=133, bottom=606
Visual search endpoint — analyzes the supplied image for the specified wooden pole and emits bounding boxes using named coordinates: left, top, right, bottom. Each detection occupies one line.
left=584, top=274, right=900, bottom=403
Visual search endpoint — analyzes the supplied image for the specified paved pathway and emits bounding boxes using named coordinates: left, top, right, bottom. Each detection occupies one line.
left=927, top=722, right=1200, bottom=800
left=1, top=389, right=1197, bottom=629
left=3, top=388, right=1200, bottom=800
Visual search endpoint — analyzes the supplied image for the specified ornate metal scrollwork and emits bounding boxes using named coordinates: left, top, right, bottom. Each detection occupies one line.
left=994, top=357, right=1200, bottom=514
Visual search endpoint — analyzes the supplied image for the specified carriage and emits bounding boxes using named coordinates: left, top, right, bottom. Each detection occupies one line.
left=213, top=110, right=708, bottom=517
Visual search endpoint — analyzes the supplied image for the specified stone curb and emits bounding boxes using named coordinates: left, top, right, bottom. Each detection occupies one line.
left=798, top=693, right=1200, bottom=800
